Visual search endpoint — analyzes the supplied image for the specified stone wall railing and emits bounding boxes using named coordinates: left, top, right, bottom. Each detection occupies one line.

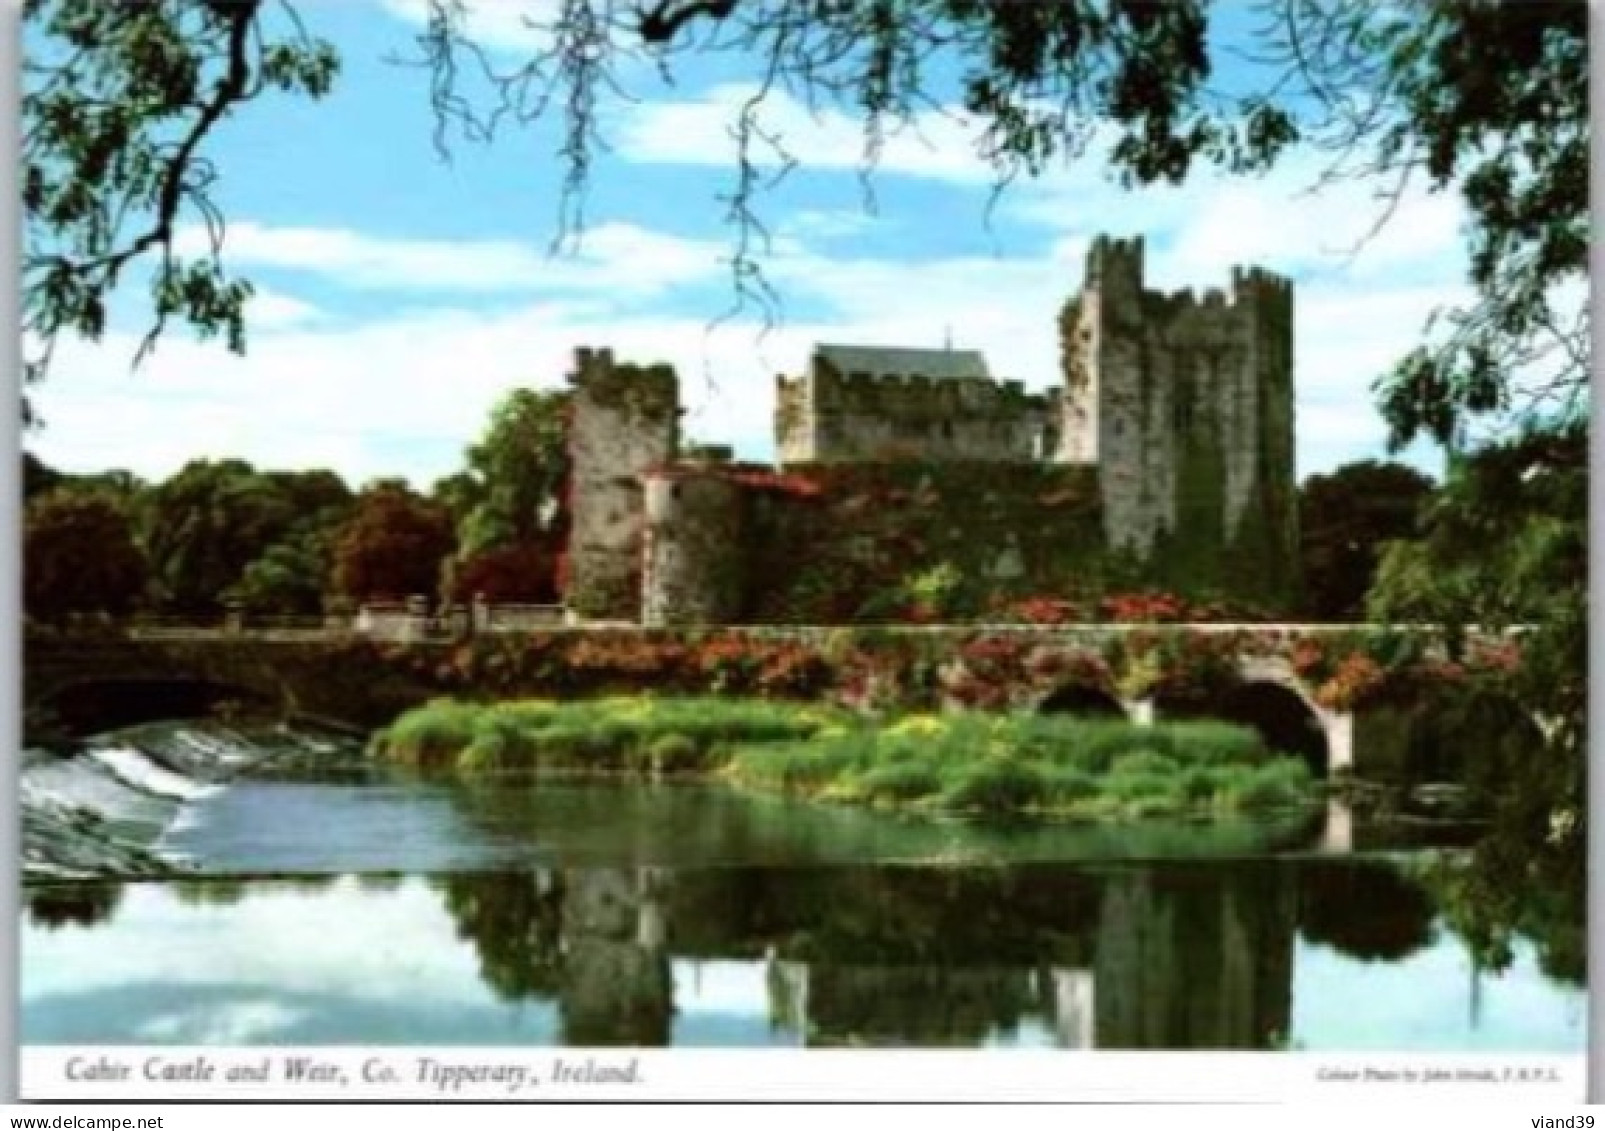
left=353, top=599, right=572, bottom=641
left=474, top=603, right=568, bottom=633
left=355, top=599, right=432, bottom=642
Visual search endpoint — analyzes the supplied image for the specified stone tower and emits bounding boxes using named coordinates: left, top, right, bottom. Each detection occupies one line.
left=1059, top=235, right=1298, bottom=601
left=640, top=460, right=750, bottom=627
left=564, top=347, right=680, bottom=621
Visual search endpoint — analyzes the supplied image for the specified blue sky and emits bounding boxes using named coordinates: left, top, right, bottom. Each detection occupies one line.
left=29, top=0, right=1465, bottom=489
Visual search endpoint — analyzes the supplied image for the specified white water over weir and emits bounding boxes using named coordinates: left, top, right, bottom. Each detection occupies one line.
left=21, top=720, right=358, bottom=881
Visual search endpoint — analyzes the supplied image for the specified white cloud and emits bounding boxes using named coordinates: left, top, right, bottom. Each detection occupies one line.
left=615, top=82, right=1471, bottom=295
left=22, top=878, right=499, bottom=1006
left=376, top=0, right=569, bottom=54
left=778, top=209, right=883, bottom=242
left=247, top=288, right=327, bottom=330
left=175, top=220, right=729, bottom=295
left=617, top=83, right=999, bottom=184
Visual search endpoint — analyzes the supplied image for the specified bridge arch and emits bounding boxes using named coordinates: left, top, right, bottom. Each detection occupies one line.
left=1035, top=682, right=1127, bottom=719
left=40, top=676, right=273, bottom=736
left=1152, top=656, right=1339, bottom=777
left=1355, top=682, right=1547, bottom=786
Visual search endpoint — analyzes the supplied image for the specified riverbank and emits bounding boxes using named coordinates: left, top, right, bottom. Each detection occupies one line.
left=369, top=697, right=1319, bottom=819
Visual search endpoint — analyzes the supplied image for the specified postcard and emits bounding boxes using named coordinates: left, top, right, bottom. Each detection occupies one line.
left=17, top=0, right=1590, bottom=1104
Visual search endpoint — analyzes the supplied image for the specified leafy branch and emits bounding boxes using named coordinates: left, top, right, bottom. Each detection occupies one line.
left=21, top=0, right=340, bottom=423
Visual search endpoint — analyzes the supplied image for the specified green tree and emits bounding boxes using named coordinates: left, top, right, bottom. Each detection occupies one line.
left=456, top=389, right=571, bottom=557
left=1359, top=2, right=1588, bottom=450
left=24, top=486, right=150, bottom=624
left=449, top=542, right=561, bottom=604
left=24, top=1, right=1303, bottom=381
left=24, top=2, right=1583, bottom=409
left=438, top=390, right=571, bottom=605
left=431, top=470, right=484, bottom=528
left=435, top=874, right=564, bottom=1002
left=227, top=469, right=355, bottom=615
left=141, top=458, right=296, bottom=614
left=1369, top=424, right=1586, bottom=979
left=1298, top=461, right=1435, bottom=621
left=226, top=540, right=329, bottom=617
left=331, top=480, right=456, bottom=602
left=69, top=468, right=148, bottom=504
left=22, top=452, right=62, bottom=502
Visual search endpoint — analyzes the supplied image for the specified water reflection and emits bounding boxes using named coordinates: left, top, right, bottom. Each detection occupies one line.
left=1298, top=860, right=1436, bottom=963
left=24, top=883, right=122, bottom=930
left=163, top=778, right=1335, bottom=873
left=25, top=858, right=1575, bottom=1051
left=427, top=860, right=1587, bottom=1051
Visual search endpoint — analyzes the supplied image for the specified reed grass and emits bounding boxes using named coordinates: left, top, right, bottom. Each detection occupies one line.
left=371, top=697, right=1317, bottom=818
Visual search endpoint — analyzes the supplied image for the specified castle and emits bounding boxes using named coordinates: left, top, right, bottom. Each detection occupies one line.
left=563, top=234, right=1299, bottom=625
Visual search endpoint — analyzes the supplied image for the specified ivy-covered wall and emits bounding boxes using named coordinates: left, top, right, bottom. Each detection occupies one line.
left=637, top=456, right=1300, bottom=626
left=739, top=462, right=1111, bottom=623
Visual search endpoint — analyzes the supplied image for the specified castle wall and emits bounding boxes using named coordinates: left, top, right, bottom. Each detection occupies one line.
left=742, top=462, right=1108, bottom=623
left=564, top=348, right=679, bottom=621
left=777, top=365, right=1053, bottom=465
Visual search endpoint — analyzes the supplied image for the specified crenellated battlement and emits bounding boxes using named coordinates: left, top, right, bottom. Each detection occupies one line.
left=570, top=345, right=679, bottom=413
left=1230, top=264, right=1294, bottom=295
left=1086, top=234, right=1146, bottom=293
left=806, top=366, right=1045, bottom=410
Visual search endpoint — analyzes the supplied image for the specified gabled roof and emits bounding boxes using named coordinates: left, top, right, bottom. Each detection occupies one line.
left=814, top=343, right=992, bottom=381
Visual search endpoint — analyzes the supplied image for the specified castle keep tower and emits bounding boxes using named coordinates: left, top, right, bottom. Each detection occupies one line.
left=1058, top=236, right=1298, bottom=601
left=565, top=347, right=680, bottom=620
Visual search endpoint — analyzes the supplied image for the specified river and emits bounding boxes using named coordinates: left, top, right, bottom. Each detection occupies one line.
left=18, top=719, right=1588, bottom=1052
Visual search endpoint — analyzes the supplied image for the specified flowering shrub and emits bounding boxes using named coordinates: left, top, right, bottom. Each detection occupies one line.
left=1150, top=633, right=1242, bottom=703
left=1023, top=646, right=1113, bottom=691
left=995, top=596, right=1082, bottom=625
left=1290, top=638, right=1328, bottom=680
left=553, top=552, right=571, bottom=598
left=690, top=634, right=832, bottom=697
left=753, top=640, right=833, bottom=697
left=1467, top=636, right=1523, bottom=674
left=942, top=667, right=1012, bottom=710
left=1414, top=658, right=1468, bottom=684
left=344, top=620, right=1522, bottom=737
left=1313, top=652, right=1386, bottom=711
left=565, top=633, right=689, bottom=680
left=1100, top=591, right=1188, bottom=623
left=725, top=468, right=825, bottom=499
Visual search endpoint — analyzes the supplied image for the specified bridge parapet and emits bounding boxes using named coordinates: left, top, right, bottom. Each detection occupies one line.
left=25, top=621, right=1506, bottom=774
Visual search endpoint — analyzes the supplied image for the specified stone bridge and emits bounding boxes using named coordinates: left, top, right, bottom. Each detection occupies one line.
left=1021, top=649, right=1359, bottom=775
left=24, top=623, right=1524, bottom=782
left=22, top=630, right=438, bottom=739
